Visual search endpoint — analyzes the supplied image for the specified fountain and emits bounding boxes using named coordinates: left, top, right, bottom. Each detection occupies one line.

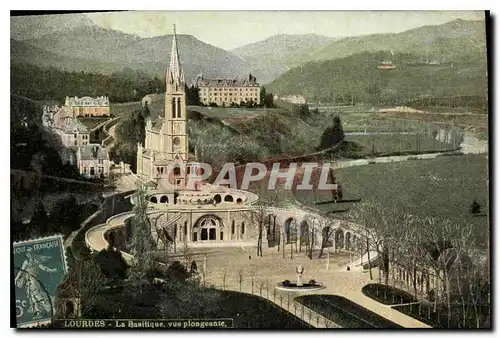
left=275, top=265, right=325, bottom=292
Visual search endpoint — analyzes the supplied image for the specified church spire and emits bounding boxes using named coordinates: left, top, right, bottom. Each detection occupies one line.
left=168, top=24, right=184, bottom=85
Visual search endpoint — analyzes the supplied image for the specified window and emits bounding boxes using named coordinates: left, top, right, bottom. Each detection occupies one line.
left=176, top=98, right=182, bottom=118
left=90, top=167, right=95, bottom=176
left=83, top=167, right=88, bottom=174
left=173, top=166, right=181, bottom=176
left=98, top=159, right=103, bottom=164
left=98, top=167, right=103, bottom=174
left=241, top=222, right=245, bottom=235
left=74, top=134, right=77, bottom=138
left=74, top=140, right=77, bottom=146
left=231, top=220, right=235, bottom=234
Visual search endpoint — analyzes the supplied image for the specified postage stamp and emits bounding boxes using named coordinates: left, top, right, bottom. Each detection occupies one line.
left=13, top=235, right=68, bottom=328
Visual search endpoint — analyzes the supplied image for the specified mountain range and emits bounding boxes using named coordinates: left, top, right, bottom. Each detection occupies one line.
left=231, top=34, right=338, bottom=84
left=11, top=16, right=487, bottom=88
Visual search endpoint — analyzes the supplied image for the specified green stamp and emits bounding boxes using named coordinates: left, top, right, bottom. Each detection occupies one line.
left=13, top=235, right=68, bottom=328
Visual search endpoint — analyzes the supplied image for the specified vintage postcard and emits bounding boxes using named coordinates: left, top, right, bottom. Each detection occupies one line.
left=10, top=10, right=490, bottom=329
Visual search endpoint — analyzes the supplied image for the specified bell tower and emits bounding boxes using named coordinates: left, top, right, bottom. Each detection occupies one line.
left=161, top=25, right=189, bottom=187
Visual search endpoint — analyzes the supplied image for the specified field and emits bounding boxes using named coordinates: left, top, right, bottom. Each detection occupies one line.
left=294, top=154, right=489, bottom=246
left=344, top=133, right=455, bottom=157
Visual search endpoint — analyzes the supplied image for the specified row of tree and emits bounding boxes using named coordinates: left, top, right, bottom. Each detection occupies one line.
left=346, top=199, right=490, bottom=328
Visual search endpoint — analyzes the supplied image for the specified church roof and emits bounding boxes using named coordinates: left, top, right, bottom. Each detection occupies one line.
left=168, top=25, right=185, bottom=85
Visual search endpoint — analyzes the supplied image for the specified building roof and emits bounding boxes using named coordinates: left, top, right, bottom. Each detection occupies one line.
left=76, top=144, right=109, bottom=161
left=60, top=117, right=89, bottom=134
left=195, top=78, right=259, bottom=88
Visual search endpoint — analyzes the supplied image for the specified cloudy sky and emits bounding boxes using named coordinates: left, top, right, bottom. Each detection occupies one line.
left=85, top=11, right=485, bottom=50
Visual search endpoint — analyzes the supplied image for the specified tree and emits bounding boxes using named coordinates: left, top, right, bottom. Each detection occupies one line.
left=299, top=105, right=310, bottom=119
left=134, top=109, right=146, bottom=146
left=264, top=94, right=275, bottom=108
left=185, top=85, right=201, bottom=106
left=260, top=87, right=267, bottom=106
left=128, top=183, right=156, bottom=285
left=470, top=200, right=481, bottom=215
left=94, top=244, right=129, bottom=282
left=248, top=184, right=282, bottom=257
left=50, top=196, right=81, bottom=236
left=143, top=101, right=151, bottom=119
left=31, top=198, right=50, bottom=236
left=319, top=116, right=345, bottom=150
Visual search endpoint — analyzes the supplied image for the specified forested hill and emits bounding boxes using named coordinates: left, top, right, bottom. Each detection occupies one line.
left=309, top=19, right=486, bottom=63
left=11, top=63, right=165, bottom=103
left=12, top=24, right=250, bottom=80
left=266, top=51, right=488, bottom=105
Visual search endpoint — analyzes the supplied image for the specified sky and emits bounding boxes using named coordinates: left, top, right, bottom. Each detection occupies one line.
left=86, top=11, right=485, bottom=50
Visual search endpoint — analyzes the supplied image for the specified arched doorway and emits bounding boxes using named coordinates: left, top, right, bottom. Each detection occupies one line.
left=64, top=300, right=75, bottom=318
left=266, top=214, right=279, bottom=247
left=224, top=195, right=233, bottom=202
left=334, top=229, right=344, bottom=250
left=299, top=221, right=309, bottom=251
left=150, top=196, right=157, bottom=203
left=213, top=194, right=222, bottom=204
left=284, top=218, right=297, bottom=244
left=345, top=232, right=351, bottom=250
left=160, top=195, right=168, bottom=203
left=192, top=215, right=223, bottom=242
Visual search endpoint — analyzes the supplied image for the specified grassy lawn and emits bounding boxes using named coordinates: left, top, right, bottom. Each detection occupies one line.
left=88, top=287, right=311, bottom=329
left=295, top=294, right=403, bottom=328
left=295, top=154, right=489, bottom=246
left=394, top=302, right=490, bottom=329
left=344, top=133, right=455, bottom=157
left=308, top=111, right=434, bottom=133
left=362, top=283, right=418, bottom=306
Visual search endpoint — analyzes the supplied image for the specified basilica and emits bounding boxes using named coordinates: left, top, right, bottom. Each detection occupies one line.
left=136, top=26, right=191, bottom=189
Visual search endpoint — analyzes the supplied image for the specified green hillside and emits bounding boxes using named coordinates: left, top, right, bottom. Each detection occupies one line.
left=266, top=51, right=488, bottom=104
left=311, top=19, right=486, bottom=63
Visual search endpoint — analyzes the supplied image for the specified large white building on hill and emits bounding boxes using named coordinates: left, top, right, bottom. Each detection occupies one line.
left=194, top=75, right=261, bottom=106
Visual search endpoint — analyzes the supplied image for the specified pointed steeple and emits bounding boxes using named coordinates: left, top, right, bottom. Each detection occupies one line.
left=168, top=24, right=184, bottom=86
